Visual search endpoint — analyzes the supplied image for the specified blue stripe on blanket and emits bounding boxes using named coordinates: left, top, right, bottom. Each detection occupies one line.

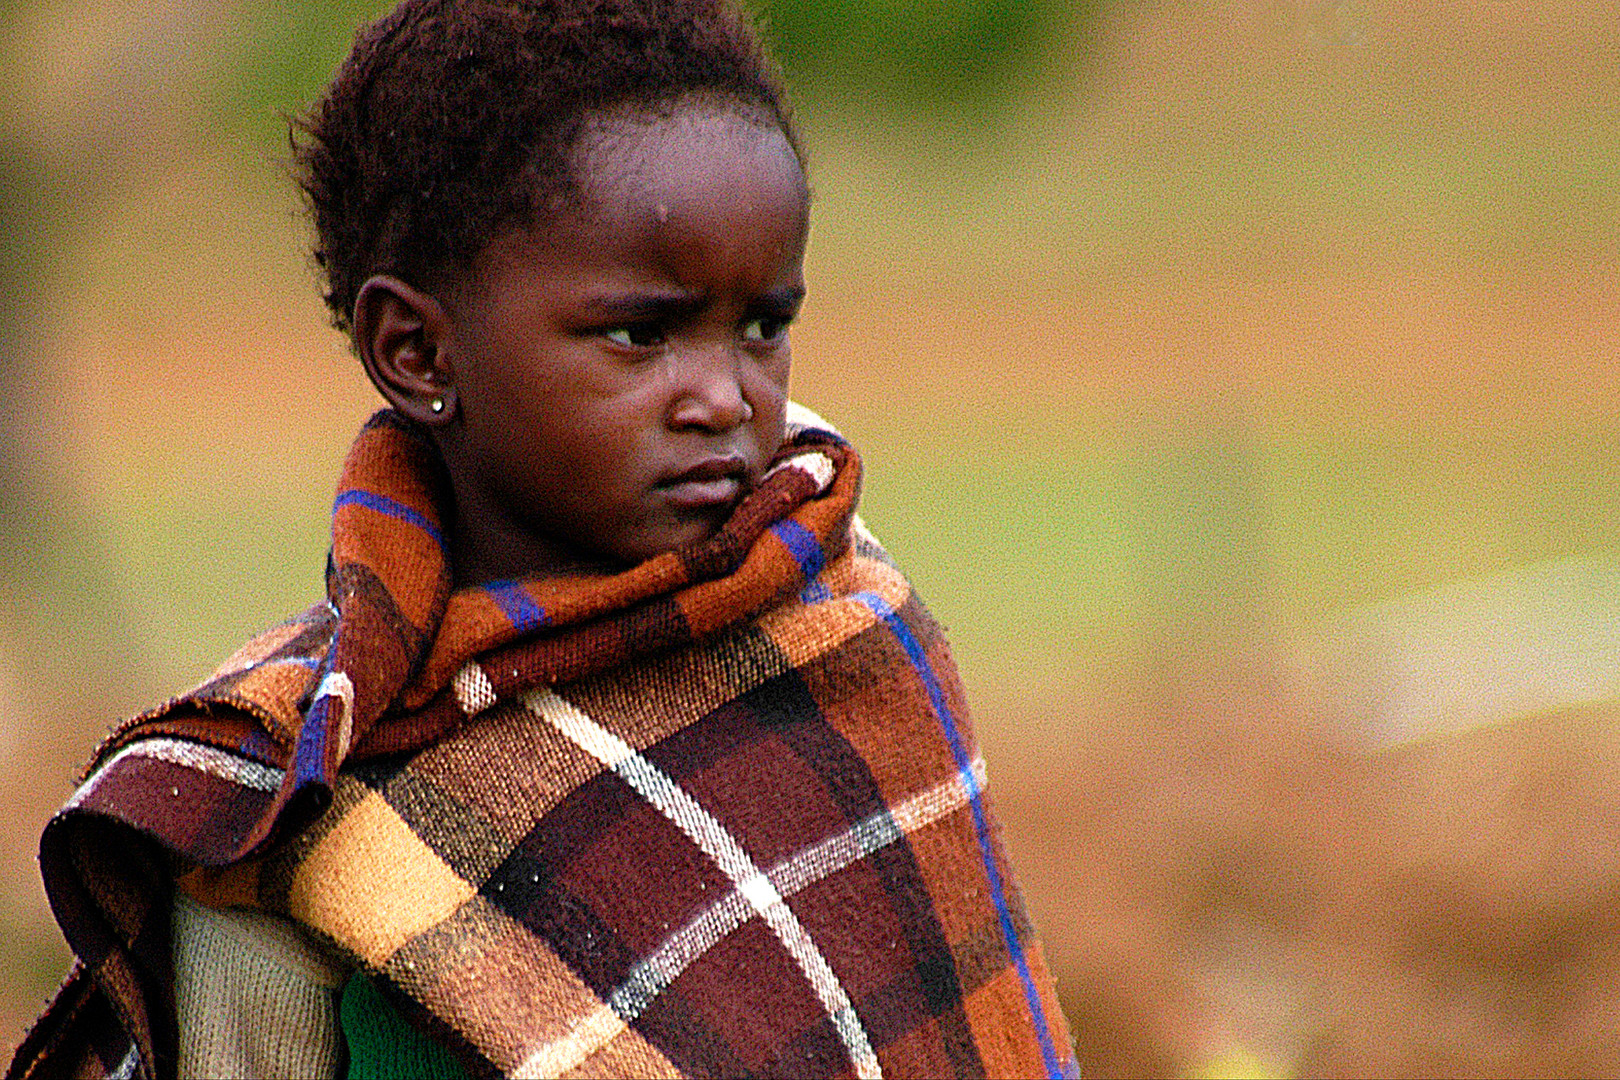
left=486, top=580, right=549, bottom=634
left=771, top=519, right=826, bottom=583
left=333, top=490, right=447, bottom=552
left=800, top=581, right=834, bottom=604
left=853, top=590, right=1066, bottom=1079
left=295, top=670, right=337, bottom=787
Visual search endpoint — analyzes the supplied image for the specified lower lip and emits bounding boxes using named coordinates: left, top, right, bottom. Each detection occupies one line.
left=661, top=476, right=742, bottom=508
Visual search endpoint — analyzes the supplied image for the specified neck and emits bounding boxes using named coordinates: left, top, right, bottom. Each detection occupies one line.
left=449, top=522, right=610, bottom=588
left=440, top=458, right=622, bottom=588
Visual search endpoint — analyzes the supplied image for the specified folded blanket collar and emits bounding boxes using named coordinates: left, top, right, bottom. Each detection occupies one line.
left=11, top=407, right=1077, bottom=1080
left=89, top=408, right=855, bottom=786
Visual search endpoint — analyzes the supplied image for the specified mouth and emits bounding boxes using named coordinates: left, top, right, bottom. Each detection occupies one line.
left=657, top=457, right=750, bottom=509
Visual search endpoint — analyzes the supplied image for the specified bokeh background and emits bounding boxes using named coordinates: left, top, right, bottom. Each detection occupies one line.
left=3, top=1, right=1619, bottom=1075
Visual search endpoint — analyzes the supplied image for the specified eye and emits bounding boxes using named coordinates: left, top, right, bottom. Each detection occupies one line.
left=741, top=316, right=788, bottom=343
left=605, top=323, right=664, bottom=348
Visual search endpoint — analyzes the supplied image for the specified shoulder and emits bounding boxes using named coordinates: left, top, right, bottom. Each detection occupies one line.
left=172, top=893, right=348, bottom=1078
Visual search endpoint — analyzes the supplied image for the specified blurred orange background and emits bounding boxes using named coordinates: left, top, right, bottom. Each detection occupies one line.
left=2, top=2, right=1618, bottom=1076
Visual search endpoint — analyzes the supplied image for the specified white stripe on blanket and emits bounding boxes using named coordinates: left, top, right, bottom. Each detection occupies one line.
left=518, top=683, right=987, bottom=1079
left=67, top=736, right=283, bottom=811
left=521, top=685, right=884, bottom=1080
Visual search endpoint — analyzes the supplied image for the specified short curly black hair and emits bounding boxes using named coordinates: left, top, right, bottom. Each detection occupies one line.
left=294, top=0, right=797, bottom=335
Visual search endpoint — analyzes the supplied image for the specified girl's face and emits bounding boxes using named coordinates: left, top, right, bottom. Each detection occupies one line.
left=433, top=103, right=809, bottom=582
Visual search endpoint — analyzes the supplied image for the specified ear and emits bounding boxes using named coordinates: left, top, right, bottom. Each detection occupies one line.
left=353, top=274, right=458, bottom=425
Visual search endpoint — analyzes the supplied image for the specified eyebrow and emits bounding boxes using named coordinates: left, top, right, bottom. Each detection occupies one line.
left=579, top=291, right=702, bottom=322
left=754, top=285, right=808, bottom=312
left=579, top=284, right=807, bottom=321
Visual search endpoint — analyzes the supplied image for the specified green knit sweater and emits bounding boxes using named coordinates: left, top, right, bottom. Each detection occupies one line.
left=340, top=972, right=469, bottom=1080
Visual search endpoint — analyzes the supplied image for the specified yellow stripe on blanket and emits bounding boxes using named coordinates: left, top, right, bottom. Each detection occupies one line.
left=289, top=789, right=476, bottom=967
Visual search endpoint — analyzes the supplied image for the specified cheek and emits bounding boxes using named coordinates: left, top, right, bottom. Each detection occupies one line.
left=752, top=394, right=790, bottom=454
left=746, top=363, right=788, bottom=428
left=751, top=349, right=792, bottom=401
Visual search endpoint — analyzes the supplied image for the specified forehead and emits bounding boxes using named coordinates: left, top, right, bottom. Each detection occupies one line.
left=566, top=102, right=808, bottom=230
left=456, top=101, right=809, bottom=307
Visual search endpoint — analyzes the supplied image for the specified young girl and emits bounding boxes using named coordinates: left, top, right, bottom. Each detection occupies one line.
left=9, top=2, right=1077, bottom=1077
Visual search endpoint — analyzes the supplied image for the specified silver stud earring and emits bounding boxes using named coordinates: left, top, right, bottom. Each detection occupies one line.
left=430, top=397, right=446, bottom=415
left=741, top=401, right=754, bottom=422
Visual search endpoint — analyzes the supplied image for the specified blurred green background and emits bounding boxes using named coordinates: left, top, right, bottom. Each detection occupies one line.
left=3, top=2, right=1619, bottom=1076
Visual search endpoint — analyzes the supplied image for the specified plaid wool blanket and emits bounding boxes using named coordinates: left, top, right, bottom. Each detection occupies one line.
left=10, top=408, right=1077, bottom=1080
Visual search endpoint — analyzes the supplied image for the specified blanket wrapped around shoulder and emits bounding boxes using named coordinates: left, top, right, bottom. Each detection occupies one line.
left=9, top=408, right=1076, bottom=1080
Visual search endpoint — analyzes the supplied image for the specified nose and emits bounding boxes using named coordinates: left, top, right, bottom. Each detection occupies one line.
left=666, top=344, right=753, bottom=432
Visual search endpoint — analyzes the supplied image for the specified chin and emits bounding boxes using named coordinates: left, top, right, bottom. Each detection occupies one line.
left=599, top=507, right=735, bottom=569
left=659, top=520, right=730, bottom=561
